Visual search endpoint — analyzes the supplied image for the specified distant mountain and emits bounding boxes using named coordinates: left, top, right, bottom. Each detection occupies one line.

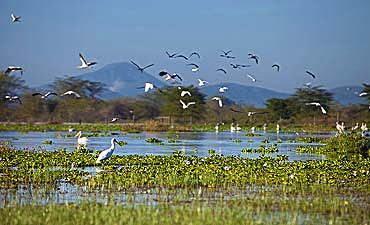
left=200, top=83, right=290, bottom=108
left=329, top=86, right=367, bottom=105
left=76, top=62, right=166, bottom=98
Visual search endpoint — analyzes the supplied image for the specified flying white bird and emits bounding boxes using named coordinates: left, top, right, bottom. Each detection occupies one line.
left=136, top=82, right=161, bottom=93
left=305, top=102, right=327, bottom=114
left=179, top=100, right=195, bottom=109
left=78, top=53, right=97, bottom=69
left=111, top=118, right=119, bottom=123
left=359, top=92, right=368, bottom=97
left=181, top=91, right=191, bottom=97
left=247, top=74, right=257, bottom=83
left=212, top=97, right=223, bottom=107
left=96, top=138, right=121, bottom=163
left=197, top=79, right=208, bottom=87
left=61, top=91, right=81, bottom=98
left=32, top=92, right=58, bottom=99
left=219, top=87, right=228, bottom=93
left=5, top=66, right=23, bottom=75
left=11, top=13, right=21, bottom=23
left=187, top=63, right=199, bottom=72
left=4, top=94, right=22, bottom=104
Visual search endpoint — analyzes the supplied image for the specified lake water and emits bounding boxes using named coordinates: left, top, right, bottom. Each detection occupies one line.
left=0, top=131, right=330, bottom=161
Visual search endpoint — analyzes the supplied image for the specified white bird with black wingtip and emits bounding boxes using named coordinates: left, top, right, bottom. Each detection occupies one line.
left=305, top=102, right=327, bottom=114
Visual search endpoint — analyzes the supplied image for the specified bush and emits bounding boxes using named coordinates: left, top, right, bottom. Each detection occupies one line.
left=323, top=134, right=369, bottom=157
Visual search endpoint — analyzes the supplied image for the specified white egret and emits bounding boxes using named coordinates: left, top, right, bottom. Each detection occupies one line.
left=181, top=91, right=191, bottom=97
left=305, top=102, right=327, bottom=114
left=61, top=90, right=81, bottom=98
left=96, top=138, right=121, bottom=163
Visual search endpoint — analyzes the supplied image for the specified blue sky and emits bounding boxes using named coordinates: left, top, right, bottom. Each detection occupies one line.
left=1, top=0, right=369, bottom=93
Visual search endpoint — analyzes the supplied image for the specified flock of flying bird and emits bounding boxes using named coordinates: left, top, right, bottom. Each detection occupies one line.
left=3, top=12, right=369, bottom=162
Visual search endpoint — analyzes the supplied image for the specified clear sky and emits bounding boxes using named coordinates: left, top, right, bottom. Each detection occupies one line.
left=1, top=0, right=369, bottom=93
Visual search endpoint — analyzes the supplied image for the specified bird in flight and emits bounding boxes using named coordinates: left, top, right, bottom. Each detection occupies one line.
left=187, top=63, right=199, bottom=72
left=11, top=13, right=21, bottom=23
left=212, top=97, right=223, bottom=107
left=60, top=91, right=81, bottom=98
left=165, top=51, right=177, bottom=58
left=359, top=92, right=368, bottom=97
left=230, top=108, right=268, bottom=116
left=137, top=82, right=162, bottom=93
left=32, top=92, right=58, bottom=99
left=216, top=68, right=227, bottom=74
left=161, top=73, right=183, bottom=82
left=248, top=54, right=259, bottom=64
left=4, top=94, right=22, bottom=104
left=180, top=100, right=195, bottom=109
left=272, top=64, right=280, bottom=72
left=306, top=70, right=316, bottom=79
left=197, top=79, right=208, bottom=87
left=220, top=50, right=235, bottom=59
left=4, top=66, right=23, bottom=75
left=219, top=87, right=228, bottom=93
left=305, top=102, right=327, bottom=114
left=111, top=118, right=119, bottom=123
left=230, top=64, right=250, bottom=69
left=175, top=54, right=189, bottom=60
left=246, top=74, right=257, bottom=83
left=181, top=91, right=191, bottom=97
left=130, top=61, right=154, bottom=73
left=78, top=53, right=97, bottom=69
left=189, top=52, right=201, bottom=59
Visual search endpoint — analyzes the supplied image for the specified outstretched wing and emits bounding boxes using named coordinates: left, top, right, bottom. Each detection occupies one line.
left=130, top=60, right=141, bottom=69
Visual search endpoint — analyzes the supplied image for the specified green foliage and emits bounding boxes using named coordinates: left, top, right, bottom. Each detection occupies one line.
left=265, top=98, right=293, bottom=121
left=42, top=140, right=53, bottom=145
left=145, top=137, right=163, bottom=144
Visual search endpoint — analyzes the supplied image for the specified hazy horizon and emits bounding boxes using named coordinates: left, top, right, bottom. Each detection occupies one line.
left=1, top=0, right=369, bottom=93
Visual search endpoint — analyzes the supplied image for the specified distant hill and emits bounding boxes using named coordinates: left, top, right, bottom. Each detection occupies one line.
left=329, top=86, right=367, bottom=105
left=200, top=83, right=290, bottom=108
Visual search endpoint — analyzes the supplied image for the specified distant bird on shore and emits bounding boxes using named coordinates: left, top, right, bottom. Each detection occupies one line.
left=61, top=91, right=81, bottom=98
left=11, top=13, right=21, bottom=23
left=32, top=92, right=58, bottom=99
left=96, top=138, right=121, bottom=163
left=189, top=52, right=201, bottom=59
left=181, top=91, right=191, bottom=97
left=180, top=100, right=195, bottom=109
left=272, top=64, right=280, bottom=72
left=197, top=79, right=208, bottom=87
left=78, top=53, right=97, bottom=69
left=306, top=70, right=316, bottom=79
left=219, top=87, right=228, bottom=93
left=305, top=102, right=327, bottom=114
left=246, top=74, right=257, bottom=83
left=5, top=66, right=23, bottom=75
left=216, top=68, right=227, bottom=74
left=187, top=63, right=199, bottom=72
left=212, top=97, right=223, bottom=107
left=165, top=51, right=177, bottom=58
left=248, top=54, right=259, bottom=64
left=130, top=61, right=154, bottom=73
left=175, top=54, right=189, bottom=60
left=4, top=94, right=22, bottom=104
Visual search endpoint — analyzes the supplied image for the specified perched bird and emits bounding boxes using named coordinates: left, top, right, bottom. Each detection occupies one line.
left=60, top=91, right=81, bottom=98
left=219, top=87, right=228, bottom=93
left=305, top=102, right=327, bottom=114
left=248, top=54, right=259, bottom=64
left=212, top=97, right=223, bottom=107
left=165, top=51, right=177, bottom=58
left=246, top=74, right=257, bottom=82
left=272, top=64, right=280, bottom=72
left=75, top=131, right=88, bottom=148
left=175, top=54, right=189, bottom=60
left=32, top=92, right=58, bottom=99
left=197, top=79, right=208, bottom=87
left=5, top=66, right=23, bottom=75
left=78, top=53, right=97, bottom=69
left=187, top=63, right=199, bottom=72
left=179, top=100, right=195, bottom=109
left=137, top=82, right=161, bottom=93
left=181, top=91, right=191, bottom=97
left=189, top=52, right=201, bottom=59
left=96, top=138, right=121, bottom=163
left=11, top=13, right=21, bottom=23
left=130, top=60, right=154, bottom=73
left=4, top=94, right=22, bottom=104
left=216, top=68, right=227, bottom=74
left=306, top=70, right=316, bottom=79
left=336, top=121, right=345, bottom=134
left=351, top=123, right=359, bottom=131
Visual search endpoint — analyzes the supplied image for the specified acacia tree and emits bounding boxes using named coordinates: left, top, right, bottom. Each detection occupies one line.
left=265, top=98, right=293, bottom=121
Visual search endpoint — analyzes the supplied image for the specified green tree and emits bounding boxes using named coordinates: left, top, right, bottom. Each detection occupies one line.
left=265, top=98, right=293, bottom=121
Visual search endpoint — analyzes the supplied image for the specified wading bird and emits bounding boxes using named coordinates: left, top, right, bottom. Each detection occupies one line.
left=180, top=100, right=195, bottom=109
left=75, top=131, right=88, bottom=148
left=5, top=66, right=23, bottom=75
left=96, top=138, right=121, bottom=163
left=305, top=102, right=327, bottom=114
left=78, top=53, right=97, bottom=69
left=61, top=91, right=81, bottom=98
left=32, top=92, right=58, bottom=99
left=11, top=13, right=21, bottom=23
left=130, top=61, right=154, bottom=73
